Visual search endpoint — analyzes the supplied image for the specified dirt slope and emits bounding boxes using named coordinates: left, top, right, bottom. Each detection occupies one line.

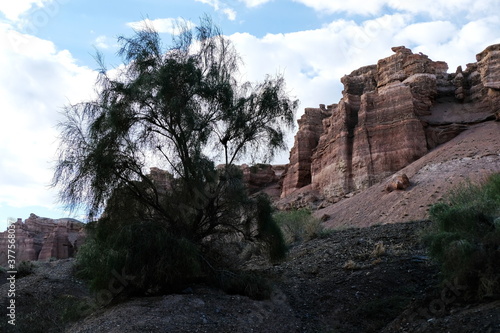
left=316, top=121, right=500, bottom=228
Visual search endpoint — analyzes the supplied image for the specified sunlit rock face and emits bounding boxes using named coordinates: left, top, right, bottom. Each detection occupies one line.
left=282, top=44, right=500, bottom=200
left=0, top=214, right=86, bottom=266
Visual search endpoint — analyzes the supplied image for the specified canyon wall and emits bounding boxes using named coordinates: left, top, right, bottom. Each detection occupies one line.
left=0, top=214, right=86, bottom=267
left=282, top=44, right=500, bottom=199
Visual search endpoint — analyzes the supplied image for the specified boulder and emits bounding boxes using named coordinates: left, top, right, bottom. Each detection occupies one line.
left=385, top=174, right=411, bottom=192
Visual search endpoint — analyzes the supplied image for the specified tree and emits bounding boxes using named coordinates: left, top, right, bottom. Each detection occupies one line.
left=53, top=16, right=298, bottom=295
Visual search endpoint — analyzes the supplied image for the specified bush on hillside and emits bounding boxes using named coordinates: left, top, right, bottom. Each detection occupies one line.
left=274, top=209, right=325, bottom=245
left=424, top=173, right=500, bottom=300
left=75, top=183, right=285, bottom=299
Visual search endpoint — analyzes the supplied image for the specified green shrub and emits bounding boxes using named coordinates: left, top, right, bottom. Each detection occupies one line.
left=75, top=185, right=285, bottom=300
left=424, top=173, right=500, bottom=300
left=255, top=195, right=287, bottom=261
left=76, top=218, right=202, bottom=295
left=16, top=261, right=35, bottom=278
left=274, top=209, right=324, bottom=245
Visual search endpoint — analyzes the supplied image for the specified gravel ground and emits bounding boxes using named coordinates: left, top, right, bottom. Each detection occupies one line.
left=2, top=220, right=498, bottom=333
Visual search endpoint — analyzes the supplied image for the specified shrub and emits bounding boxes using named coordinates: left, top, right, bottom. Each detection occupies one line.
left=75, top=185, right=286, bottom=299
left=424, top=173, right=500, bottom=300
left=76, top=217, right=202, bottom=295
left=274, top=209, right=324, bottom=245
left=16, top=261, right=35, bottom=278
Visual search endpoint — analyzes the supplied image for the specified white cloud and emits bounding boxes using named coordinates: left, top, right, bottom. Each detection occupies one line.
left=292, top=0, right=387, bottom=15
left=0, top=25, right=96, bottom=217
left=390, top=0, right=500, bottom=20
left=0, top=0, right=51, bottom=21
left=395, top=21, right=457, bottom=46
left=127, top=17, right=196, bottom=34
left=292, top=0, right=500, bottom=19
left=195, top=0, right=238, bottom=21
left=239, top=0, right=273, bottom=7
left=223, top=8, right=237, bottom=21
left=94, top=35, right=110, bottom=49
left=229, top=13, right=412, bottom=116
left=409, top=16, right=500, bottom=71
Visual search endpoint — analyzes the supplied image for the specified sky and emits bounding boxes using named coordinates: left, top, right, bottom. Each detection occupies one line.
left=1, top=0, right=500, bottom=229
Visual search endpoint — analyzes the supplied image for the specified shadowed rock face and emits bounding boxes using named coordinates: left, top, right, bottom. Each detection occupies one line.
left=282, top=44, right=500, bottom=200
left=0, top=214, right=86, bottom=266
left=281, top=106, right=332, bottom=198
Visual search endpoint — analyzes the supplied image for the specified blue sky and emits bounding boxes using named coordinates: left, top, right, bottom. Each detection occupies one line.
left=1, top=0, right=500, bottom=229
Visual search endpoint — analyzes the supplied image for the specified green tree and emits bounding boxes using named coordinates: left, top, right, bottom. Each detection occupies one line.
left=53, top=16, right=297, bottom=295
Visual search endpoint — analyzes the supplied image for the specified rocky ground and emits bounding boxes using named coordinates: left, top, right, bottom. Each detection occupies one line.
left=1, top=220, right=499, bottom=333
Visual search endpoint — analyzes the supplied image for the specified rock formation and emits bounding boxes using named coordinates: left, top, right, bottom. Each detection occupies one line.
left=282, top=44, right=500, bottom=200
left=0, top=214, right=86, bottom=267
left=281, top=106, right=331, bottom=197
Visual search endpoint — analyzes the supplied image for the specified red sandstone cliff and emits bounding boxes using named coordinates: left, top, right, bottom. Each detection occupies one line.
left=282, top=44, right=500, bottom=200
left=0, top=214, right=86, bottom=267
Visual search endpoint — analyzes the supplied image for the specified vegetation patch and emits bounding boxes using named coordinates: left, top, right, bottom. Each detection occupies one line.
left=16, top=261, right=35, bottom=278
left=424, top=173, right=500, bottom=300
left=274, top=208, right=325, bottom=245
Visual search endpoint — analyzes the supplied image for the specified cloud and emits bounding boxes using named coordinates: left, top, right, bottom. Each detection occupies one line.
left=229, top=13, right=412, bottom=114
left=228, top=12, right=500, bottom=140
left=222, top=8, right=237, bottom=21
left=395, top=21, right=457, bottom=46
left=0, top=0, right=53, bottom=21
left=195, top=0, right=238, bottom=21
left=292, top=0, right=387, bottom=16
left=390, top=0, right=500, bottom=20
left=0, top=24, right=96, bottom=213
left=238, top=0, right=273, bottom=7
left=292, top=0, right=500, bottom=19
left=126, top=17, right=196, bottom=34
left=94, top=35, right=110, bottom=49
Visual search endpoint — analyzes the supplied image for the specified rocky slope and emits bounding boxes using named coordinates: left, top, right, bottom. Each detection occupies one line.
left=316, top=121, right=500, bottom=228
left=2, top=221, right=499, bottom=333
left=282, top=44, right=500, bottom=201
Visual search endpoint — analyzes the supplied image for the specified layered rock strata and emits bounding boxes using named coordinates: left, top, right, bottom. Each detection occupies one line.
left=282, top=44, right=500, bottom=199
left=0, top=214, right=86, bottom=266
left=281, top=106, right=331, bottom=197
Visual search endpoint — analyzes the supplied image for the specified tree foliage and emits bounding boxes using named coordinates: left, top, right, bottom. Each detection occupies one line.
left=54, top=16, right=297, bottom=295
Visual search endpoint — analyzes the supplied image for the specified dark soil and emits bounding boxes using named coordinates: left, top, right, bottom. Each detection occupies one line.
left=2, top=220, right=498, bottom=332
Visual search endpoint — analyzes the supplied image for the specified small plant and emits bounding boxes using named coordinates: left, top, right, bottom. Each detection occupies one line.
left=343, top=260, right=361, bottom=270
left=423, top=173, right=500, bottom=300
left=274, top=209, right=324, bottom=245
left=16, top=260, right=35, bottom=278
left=371, top=241, right=386, bottom=258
